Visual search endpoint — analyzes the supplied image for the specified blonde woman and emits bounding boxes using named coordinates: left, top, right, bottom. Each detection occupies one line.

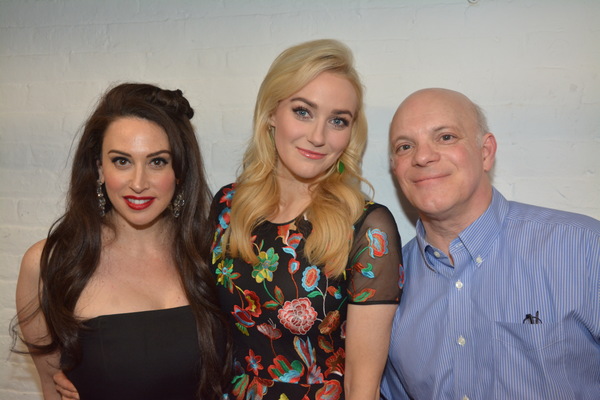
left=210, top=39, right=403, bottom=400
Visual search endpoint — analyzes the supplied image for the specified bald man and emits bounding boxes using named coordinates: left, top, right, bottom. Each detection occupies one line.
left=380, top=88, right=600, bottom=400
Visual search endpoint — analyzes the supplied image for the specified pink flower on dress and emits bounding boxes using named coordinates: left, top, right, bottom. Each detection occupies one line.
left=277, top=298, right=318, bottom=335
left=257, top=321, right=282, bottom=340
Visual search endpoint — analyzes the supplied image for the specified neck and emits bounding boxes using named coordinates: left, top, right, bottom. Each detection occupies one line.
left=270, top=176, right=313, bottom=223
left=420, top=218, right=465, bottom=259
left=104, top=213, right=173, bottom=250
left=420, top=186, right=494, bottom=258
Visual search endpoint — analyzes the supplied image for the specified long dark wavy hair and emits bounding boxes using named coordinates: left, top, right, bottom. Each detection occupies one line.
left=12, top=83, right=231, bottom=399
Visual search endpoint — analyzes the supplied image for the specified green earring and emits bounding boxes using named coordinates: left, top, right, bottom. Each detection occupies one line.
left=268, top=126, right=275, bottom=145
left=336, top=160, right=345, bottom=174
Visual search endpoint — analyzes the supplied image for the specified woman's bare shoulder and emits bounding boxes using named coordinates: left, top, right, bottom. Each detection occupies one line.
left=20, top=239, right=47, bottom=275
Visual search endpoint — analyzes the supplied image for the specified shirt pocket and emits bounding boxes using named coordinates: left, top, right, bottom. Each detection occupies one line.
left=494, top=320, right=563, bottom=351
left=492, top=322, right=572, bottom=399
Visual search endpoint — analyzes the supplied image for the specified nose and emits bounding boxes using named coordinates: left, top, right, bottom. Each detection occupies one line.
left=130, top=166, right=149, bottom=193
left=412, top=142, right=439, bottom=167
left=307, top=120, right=326, bottom=147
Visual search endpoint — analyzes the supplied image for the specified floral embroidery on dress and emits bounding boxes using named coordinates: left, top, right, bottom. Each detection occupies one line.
left=278, top=298, right=318, bottom=335
left=211, top=185, right=401, bottom=400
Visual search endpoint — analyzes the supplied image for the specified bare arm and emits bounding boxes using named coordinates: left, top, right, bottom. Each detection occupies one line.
left=53, top=371, right=80, bottom=400
left=16, top=240, right=62, bottom=400
left=344, top=303, right=397, bottom=400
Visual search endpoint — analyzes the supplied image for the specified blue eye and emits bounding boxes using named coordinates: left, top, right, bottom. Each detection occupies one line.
left=293, top=107, right=310, bottom=119
left=331, top=117, right=349, bottom=128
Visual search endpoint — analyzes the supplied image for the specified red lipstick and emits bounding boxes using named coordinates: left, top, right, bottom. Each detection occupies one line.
left=124, top=196, right=155, bottom=210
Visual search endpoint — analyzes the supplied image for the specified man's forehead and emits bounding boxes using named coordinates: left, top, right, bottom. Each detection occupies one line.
left=397, top=100, right=476, bottom=127
left=396, top=89, right=473, bottom=118
left=392, top=106, right=460, bottom=130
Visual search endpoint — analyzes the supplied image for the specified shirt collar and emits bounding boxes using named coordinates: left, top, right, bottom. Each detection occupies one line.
left=415, top=187, right=508, bottom=269
left=458, top=187, right=508, bottom=266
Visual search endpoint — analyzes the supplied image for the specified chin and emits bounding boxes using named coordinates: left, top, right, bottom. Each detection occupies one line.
left=413, top=199, right=451, bottom=218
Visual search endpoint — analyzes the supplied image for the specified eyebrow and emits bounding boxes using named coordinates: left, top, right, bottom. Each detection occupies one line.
left=390, top=136, right=410, bottom=146
left=391, top=125, right=455, bottom=141
left=107, top=149, right=172, bottom=157
left=432, top=125, right=453, bottom=132
left=290, top=96, right=354, bottom=119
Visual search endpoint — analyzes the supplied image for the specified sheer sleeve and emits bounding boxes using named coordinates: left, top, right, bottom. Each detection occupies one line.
left=347, top=203, right=403, bottom=304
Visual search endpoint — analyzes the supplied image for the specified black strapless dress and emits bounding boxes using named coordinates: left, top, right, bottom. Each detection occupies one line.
left=63, top=306, right=200, bottom=400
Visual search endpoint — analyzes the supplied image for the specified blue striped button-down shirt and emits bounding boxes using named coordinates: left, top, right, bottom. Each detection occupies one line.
left=381, top=188, right=600, bottom=400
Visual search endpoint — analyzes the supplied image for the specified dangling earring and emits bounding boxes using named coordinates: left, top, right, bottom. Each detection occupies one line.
left=268, top=125, right=279, bottom=165
left=336, top=160, right=345, bottom=174
left=96, top=180, right=106, bottom=217
left=268, top=125, right=276, bottom=144
left=171, top=191, right=185, bottom=218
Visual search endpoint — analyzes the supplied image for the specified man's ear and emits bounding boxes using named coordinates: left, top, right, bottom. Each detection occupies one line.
left=481, top=132, right=497, bottom=173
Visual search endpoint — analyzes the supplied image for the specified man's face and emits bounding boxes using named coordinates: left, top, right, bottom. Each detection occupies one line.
left=389, top=89, right=495, bottom=224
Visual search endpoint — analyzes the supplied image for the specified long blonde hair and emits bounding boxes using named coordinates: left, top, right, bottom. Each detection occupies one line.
left=227, top=39, right=370, bottom=277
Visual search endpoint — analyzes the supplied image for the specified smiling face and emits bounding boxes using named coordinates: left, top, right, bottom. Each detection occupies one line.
left=98, top=117, right=176, bottom=230
left=390, top=89, right=496, bottom=226
left=269, top=72, right=358, bottom=185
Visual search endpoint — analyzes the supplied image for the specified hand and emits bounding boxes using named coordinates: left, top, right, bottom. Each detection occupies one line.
left=53, top=370, right=79, bottom=400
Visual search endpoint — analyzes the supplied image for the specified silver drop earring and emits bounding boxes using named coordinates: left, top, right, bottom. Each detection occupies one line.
left=171, top=191, right=185, bottom=218
left=96, top=180, right=106, bottom=217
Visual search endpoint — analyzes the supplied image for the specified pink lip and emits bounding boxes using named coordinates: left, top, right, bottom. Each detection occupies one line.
left=124, top=196, right=155, bottom=210
left=297, top=147, right=326, bottom=160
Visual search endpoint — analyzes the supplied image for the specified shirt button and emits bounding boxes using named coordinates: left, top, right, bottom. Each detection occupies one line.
left=475, top=256, right=483, bottom=264
left=433, top=251, right=441, bottom=258
left=455, top=280, right=463, bottom=290
left=457, top=336, right=466, bottom=346
left=462, top=396, right=470, bottom=400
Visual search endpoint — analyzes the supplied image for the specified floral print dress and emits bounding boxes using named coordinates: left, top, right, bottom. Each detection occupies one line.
left=211, top=185, right=403, bottom=400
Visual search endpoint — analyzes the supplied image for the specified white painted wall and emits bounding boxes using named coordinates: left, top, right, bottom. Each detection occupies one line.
left=1, top=0, right=598, bottom=397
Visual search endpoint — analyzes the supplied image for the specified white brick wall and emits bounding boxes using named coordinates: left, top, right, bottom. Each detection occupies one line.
left=1, top=0, right=598, bottom=396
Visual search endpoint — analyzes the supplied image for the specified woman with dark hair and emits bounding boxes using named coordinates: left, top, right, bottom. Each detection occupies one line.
left=14, top=83, right=230, bottom=399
